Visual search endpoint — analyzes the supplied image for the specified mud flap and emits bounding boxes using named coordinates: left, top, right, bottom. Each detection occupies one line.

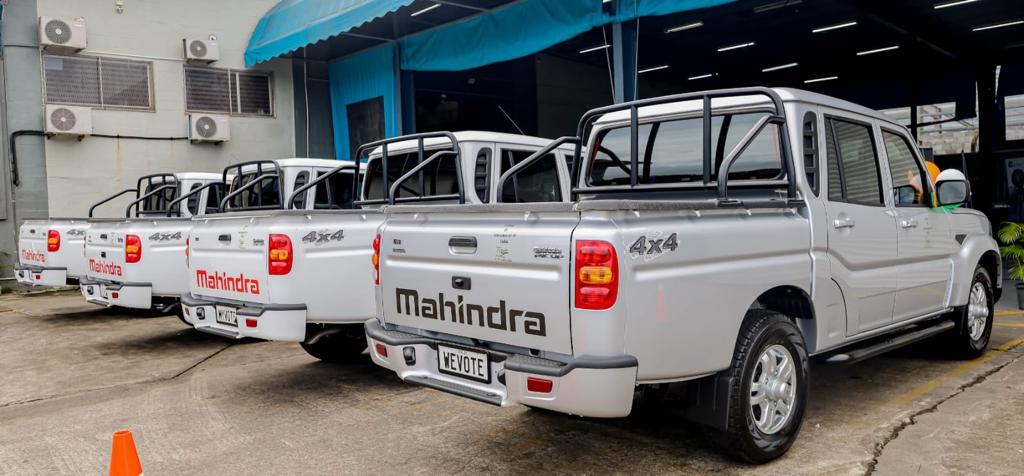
left=684, top=371, right=734, bottom=431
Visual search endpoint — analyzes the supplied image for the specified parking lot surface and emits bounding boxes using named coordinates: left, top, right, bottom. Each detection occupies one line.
left=1, top=290, right=1022, bottom=475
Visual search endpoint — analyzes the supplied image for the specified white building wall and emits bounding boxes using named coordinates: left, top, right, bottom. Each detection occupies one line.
left=37, top=0, right=294, bottom=217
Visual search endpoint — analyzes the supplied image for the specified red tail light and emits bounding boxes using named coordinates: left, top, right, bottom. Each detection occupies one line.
left=574, top=240, right=618, bottom=310
left=527, top=377, right=553, bottom=393
left=372, top=233, right=381, bottom=285
left=268, top=234, right=293, bottom=275
left=47, top=230, right=60, bottom=252
left=125, top=234, right=142, bottom=263
left=185, top=236, right=190, bottom=266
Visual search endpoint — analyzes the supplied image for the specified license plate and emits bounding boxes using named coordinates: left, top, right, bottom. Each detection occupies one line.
left=100, top=288, right=109, bottom=299
left=216, top=307, right=238, bottom=326
left=437, top=345, right=491, bottom=384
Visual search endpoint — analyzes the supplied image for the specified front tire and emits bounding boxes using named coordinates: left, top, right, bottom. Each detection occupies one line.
left=718, top=310, right=809, bottom=463
left=300, top=326, right=367, bottom=363
left=945, top=266, right=993, bottom=359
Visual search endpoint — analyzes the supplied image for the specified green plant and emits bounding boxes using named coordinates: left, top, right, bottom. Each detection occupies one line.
left=998, top=222, right=1024, bottom=280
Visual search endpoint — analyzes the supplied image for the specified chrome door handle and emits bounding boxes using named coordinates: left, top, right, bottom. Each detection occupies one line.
left=833, top=218, right=856, bottom=229
left=900, top=219, right=918, bottom=229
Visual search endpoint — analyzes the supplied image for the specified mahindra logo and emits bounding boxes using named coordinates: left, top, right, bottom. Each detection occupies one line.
left=89, top=259, right=123, bottom=277
left=394, top=288, right=546, bottom=336
left=196, top=270, right=261, bottom=295
left=21, top=249, right=46, bottom=263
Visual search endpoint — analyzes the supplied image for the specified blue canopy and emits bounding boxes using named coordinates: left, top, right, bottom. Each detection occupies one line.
left=245, top=0, right=414, bottom=67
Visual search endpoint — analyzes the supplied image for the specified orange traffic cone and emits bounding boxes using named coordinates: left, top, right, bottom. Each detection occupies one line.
left=109, top=429, right=143, bottom=476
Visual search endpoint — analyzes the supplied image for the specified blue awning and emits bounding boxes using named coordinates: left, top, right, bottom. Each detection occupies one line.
left=244, top=0, right=414, bottom=67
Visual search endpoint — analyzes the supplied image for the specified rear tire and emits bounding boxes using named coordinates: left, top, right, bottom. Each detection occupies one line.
left=300, top=326, right=367, bottom=363
left=944, top=266, right=993, bottom=359
left=717, top=310, right=809, bottom=463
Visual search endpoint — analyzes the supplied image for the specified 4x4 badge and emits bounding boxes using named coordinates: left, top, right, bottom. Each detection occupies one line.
left=629, top=232, right=678, bottom=261
left=302, top=229, right=344, bottom=246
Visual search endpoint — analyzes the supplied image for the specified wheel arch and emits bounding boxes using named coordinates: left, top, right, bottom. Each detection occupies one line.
left=950, top=233, right=1002, bottom=307
left=753, top=285, right=817, bottom=352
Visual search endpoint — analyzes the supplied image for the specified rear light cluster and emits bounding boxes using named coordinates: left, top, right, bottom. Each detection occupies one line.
left=47, top=230, right=60, bottom=252
left=184, top=236, right=190, bottom=266
left=125, top=234, right=142, bottom=263
left=268, top=234, right=293, bottom=275
left=526, top=377, right=553, bottom=393
left=371, top=234, right=381, bottom=285
left=574, top=240, right=618, bottom=310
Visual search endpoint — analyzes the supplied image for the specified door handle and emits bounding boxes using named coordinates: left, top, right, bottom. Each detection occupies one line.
left=218, top=234, right=231, bottom=242
left=448, top=236, right=477, bottom=248
left=900, top=219, right=918, bottom=229
left=833, top=217, right=856, bottom=229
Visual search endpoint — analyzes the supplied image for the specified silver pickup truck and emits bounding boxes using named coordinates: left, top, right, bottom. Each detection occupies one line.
left=80, top=172, right=224, bottom=311
left=182, top=132, right=575, bottom=362
left=365, top=88, right=999, bottom=462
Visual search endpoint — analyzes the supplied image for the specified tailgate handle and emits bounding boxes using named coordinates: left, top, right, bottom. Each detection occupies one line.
left=452, top=276, right=471, bottom=290
left=218, top=234, right=231, bottom=243
left=100, top=233, right=108, bottom=240
left=448, top=236, right=477, bottom=250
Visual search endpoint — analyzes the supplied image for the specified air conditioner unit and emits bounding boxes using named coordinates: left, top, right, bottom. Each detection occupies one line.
left=39, top=17, right=87, bottom=53
left=183, top=38, right=219, bottom=64
left=45, top=104, right=92, bottom=138
left=189, top=114, right=230, bottom=143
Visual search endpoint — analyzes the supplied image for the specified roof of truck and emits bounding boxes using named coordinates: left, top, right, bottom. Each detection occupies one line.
left=368, top=131, right=574, bottom=157
left=173, top=172, right=222, bottom=181
left=594, top=88, right=895, bottom=126
left=272, top=158, right=353, bottom=168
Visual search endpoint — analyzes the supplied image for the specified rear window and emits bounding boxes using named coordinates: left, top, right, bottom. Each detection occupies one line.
left=205, top=183, right=225, bottom=214
left=588, top=112, right=783, bottom=186
left=313, top=171, right=356, bottom=209
left=499, top=149, right=562, bottom=203
left=227, top=172, right=280, bottom=209
left=362, top=149, right=458, bottom=201
left=140, top=181, right=177, bottom=214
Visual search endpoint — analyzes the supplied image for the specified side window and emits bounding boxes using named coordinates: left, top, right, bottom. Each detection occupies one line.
left=205, top=183, right=225, bottom=214
left=500, top=149, right=562, bottom=203
left=825, top=118, right=884, bottom=205
left=185, top=183, right=203, bottom=216
left=474, top=148, right=492, bottom=203
left=883, top=130, right=931, bottom=206
left=314, top=172, right=356, bottom=209
left=291, top=171, right=309, bottom=209
left=803, top=112, right=819, bottom=196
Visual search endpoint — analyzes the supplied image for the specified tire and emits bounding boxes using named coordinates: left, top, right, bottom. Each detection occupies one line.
left=944, top=266, right=994, bottom=359
left=299, top=326, right=368, bottom=364
left=717, top=309, right=809, bottom=463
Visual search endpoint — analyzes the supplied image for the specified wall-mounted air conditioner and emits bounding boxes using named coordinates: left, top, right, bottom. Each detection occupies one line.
left=189, top=114, right=230, bottom=143
left=183, top=38, right=219, bottom=64
left=39, top=17, right=87, bottom=53
left=45, top=104, right=92, bottom=138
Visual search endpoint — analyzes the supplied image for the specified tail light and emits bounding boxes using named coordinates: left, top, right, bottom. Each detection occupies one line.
left=125, top=234, right=142, bottom=263
left=372, top=234, right=381, bottom=285
left=47, top=230, right=60, bottom=252
left=185, top=236, right=190, bottom=266
left=268, top=234, right=292, bottom=275
left=574, top=240, right=618, bottom=310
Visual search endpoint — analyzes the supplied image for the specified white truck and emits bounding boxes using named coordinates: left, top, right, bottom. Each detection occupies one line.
left=79, top=172, right=225, bottom=311
left=15, top=174, right=187, bottom=288
left=364, top=88, right=999, bottom=462
left=182, top=132, right=576, bottom=362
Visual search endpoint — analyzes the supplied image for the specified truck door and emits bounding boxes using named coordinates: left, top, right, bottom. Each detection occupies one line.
left=880, top=128, right=954, bottom=320
left=822, top=116, right=900, bottom=335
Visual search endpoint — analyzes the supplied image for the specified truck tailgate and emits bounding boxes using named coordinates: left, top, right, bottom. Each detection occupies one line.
left=379, top=204, right=578, bottom=355
left=189, top=215, right=270, bottom=304
left=17, top=221, right=50, bottom=267
left=85, top=222, right=127, bottom=280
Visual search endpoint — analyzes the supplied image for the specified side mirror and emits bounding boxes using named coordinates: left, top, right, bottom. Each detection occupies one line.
left=936, top=179, right=970, bottom=207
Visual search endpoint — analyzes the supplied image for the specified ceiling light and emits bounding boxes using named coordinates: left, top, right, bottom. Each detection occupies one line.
left=972, top=19, right=1023, bottom=31
left=410, top=3, right=440, bottom=16
left=717, top=42, right=755, bottom=52
left=665, top=21, right=704, bottom=33
left=688, top=73, right=714, bottom=80
left=638, top=65, right=670, bottom=74
left=804, top=76, right=838, bottom=84
left=857, top=45, right=900, bottom=55
left=812, top=21, right=857, bottom=33
left=934, top=0, right=979, bottom=8
left=753, top=0, right=802, bottom=14
left=579, top=44, right=611, bottom=54
left=762, top=62, right=798, bottom=72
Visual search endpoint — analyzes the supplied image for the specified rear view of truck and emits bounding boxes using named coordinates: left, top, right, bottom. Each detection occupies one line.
left=15, top=219, right=89, bottom=287
left=80, top=173, right=223, bottom=310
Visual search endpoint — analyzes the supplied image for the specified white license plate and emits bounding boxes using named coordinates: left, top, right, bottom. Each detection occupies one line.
left=437, top=345, right=490, bottom=383
left=216, top=307, right=238, bottom=326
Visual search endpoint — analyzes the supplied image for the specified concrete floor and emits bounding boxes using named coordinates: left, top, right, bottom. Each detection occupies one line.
left=1, top=290, right=1022, bottom=475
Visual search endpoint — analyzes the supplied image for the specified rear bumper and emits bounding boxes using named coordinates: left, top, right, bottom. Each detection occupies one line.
left=365, top=319, right=638, bottom=418
left=79, top=279, right=154, bottom=309
left=15, top=265, right=69, bottom=287
left=181, top=294, right=308, bottom=341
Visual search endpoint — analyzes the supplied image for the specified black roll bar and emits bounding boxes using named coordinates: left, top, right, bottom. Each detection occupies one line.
left=352, top=132, right=463, bottom=206
left=286, top=164, right=359, bottom=209
left=125, top=184, right=177, bottom=218
left=555, top=86, right=797, bottom=203
left=387, top=150, right=461, bottom=204
left=165, top=181, right=222, bottom=217
left=218, top=160, right=283, bottom=212
left=496, top=136, right=581, bottom=202
left=89, top=188, right=138, bottom=218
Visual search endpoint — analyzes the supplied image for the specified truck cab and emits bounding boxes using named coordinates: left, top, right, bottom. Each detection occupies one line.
left=364, top=88, right=999, bottom=463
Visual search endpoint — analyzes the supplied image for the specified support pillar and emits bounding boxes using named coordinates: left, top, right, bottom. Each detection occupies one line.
left=612, top=21, right=637, bottom=103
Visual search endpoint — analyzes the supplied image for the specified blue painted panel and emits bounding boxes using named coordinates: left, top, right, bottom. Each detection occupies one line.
left=328, top=44, right=399, bottom=160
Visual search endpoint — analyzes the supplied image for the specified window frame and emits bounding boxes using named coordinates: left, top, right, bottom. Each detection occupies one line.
left=42, top=53, right=155, bottom=112
left=823, top=114, right=887, bottom=208
left=880, top=126, right=933, bottom=208
left=183, top=65, right=275, bottom=118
